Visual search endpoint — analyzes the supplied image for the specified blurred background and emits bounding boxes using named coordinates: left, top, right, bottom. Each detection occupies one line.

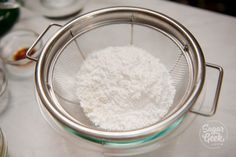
left=168, top=0, right=236, bottom=17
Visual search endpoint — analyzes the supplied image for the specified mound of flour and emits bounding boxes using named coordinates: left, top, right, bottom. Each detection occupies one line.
left=75, top=46, right=176, bottom=131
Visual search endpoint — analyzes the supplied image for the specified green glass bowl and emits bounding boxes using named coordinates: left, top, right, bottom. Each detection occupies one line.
left=0, top=2, right=20, bottom=37
left=38, top=94, right=185, bottom=147
left=64, top=116, right=184, bottom=146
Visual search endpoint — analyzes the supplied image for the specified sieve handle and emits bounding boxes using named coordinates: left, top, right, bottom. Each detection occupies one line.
left=26, top=23, right=62, bottom=62
left=190, top=63, right=224, bottom=117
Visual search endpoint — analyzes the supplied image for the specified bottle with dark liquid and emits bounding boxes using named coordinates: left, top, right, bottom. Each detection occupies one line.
left=0, top=0, right=20, bottom=37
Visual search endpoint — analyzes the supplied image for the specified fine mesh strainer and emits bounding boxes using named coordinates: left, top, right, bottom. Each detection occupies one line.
left=26, top=7, right=223, bottom=145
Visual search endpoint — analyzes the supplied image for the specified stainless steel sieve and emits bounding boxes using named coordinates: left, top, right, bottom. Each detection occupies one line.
left=26, top=7, right=223, bottom=145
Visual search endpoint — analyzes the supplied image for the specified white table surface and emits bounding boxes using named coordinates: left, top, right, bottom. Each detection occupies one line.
left=0, top=0, right=236, bottom=156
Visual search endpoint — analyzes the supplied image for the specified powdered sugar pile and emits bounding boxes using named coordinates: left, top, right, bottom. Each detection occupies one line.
left=75, top=46, right=176, bottom=131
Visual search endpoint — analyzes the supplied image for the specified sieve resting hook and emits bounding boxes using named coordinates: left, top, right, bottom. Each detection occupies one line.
left=190, top=63, right=224, bottom=117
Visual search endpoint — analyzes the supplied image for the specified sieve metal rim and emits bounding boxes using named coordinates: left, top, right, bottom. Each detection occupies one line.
left=34, top=7, right=205, bottom=141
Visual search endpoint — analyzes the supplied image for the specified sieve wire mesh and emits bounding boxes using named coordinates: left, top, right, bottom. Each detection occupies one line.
left=50, top=23, right=190, bottom=131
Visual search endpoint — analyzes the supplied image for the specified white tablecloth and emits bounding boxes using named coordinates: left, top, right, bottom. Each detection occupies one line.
left=0, top=0, right=236, bottom=156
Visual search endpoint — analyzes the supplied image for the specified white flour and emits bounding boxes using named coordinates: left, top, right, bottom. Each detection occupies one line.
left=75, top=46, right=176, bottom=131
